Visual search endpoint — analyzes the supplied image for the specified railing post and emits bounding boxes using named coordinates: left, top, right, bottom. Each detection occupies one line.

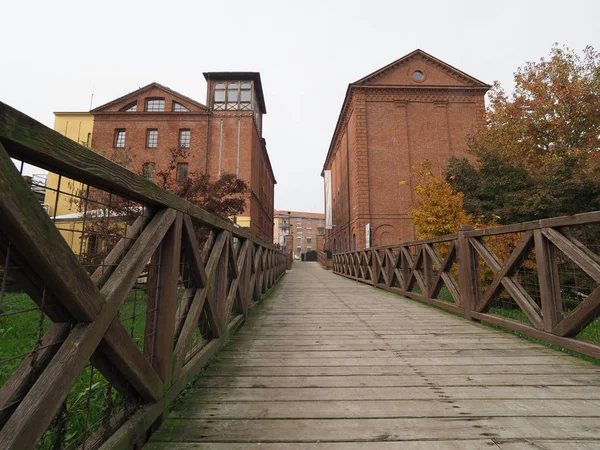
left=458, top=225, right=479, bottom=320
left=422, top=245, right=433, bottom=297
left=534, top=229, right=563, bottom=332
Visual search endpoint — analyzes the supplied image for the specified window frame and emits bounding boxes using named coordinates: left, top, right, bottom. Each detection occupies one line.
left=142, top=162, right=155, bottom=181
left=121, top=102, right=137, bottom=112
left=179, top=129, right=191, bottom=148
left=176, top=162, right=189, bottom=183
left=114, top=129, right=126, bottom=148
left=172, top=101, right=189, bottom=112
left=145, top=98, right=165, bottom=112
left=213, top=81, right=252, bottom=111
left=146, top=129, right=158, bottom=149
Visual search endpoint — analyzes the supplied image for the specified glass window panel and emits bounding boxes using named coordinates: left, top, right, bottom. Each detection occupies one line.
left=177, top=163, right=189, bottom=182
left=143, top=162, right=155, bottom=180
left=215, top=83, right=226, bottom=89
left=179, top=129, right=191, bottom=148
left=146, top=129, right=158, bottom=148
left=240, top=90, right=251, bottom=102
left=114, top=129, right=126, bottom=147
left=214, top=90, right=225, bottom=102
left=227, top=90, right=238, bottom=102
left=146, top=99, right=165, bottom=112
left=241, top=82, right=251, bottom=89
left=228, top=82, right=238, bottom=89
left=173, top=102, right=189, bottom=112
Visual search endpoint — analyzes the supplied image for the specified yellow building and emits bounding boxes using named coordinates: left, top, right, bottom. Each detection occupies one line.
left=45, top=112, right=94, bottom=250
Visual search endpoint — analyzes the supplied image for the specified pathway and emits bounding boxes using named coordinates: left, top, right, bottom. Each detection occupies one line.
left=147, top=262, right=600, bottom=449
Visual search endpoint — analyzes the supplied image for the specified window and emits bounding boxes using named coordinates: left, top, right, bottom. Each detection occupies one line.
left=145, top=98, right=165, bottom=112
left=296, top=246, right=301, bottom=253
left=121, top=102, right=137, bottom=112
left=213, top=81, right=252, bottom=111
left=307, top=238, right=312, bottom=244
left=173, top=101, right=189, bottom=112
left=142, top=162, right=155, bottom=181
left=307, top=246, right=311, bottom=251
left=413, top=70, right=424, bottom=81
left=177, top=163, right=188, bottom=183
left=179, top=129, right=191, bottom=148
left=146, top=129, right=158, bottom=148
left=114, top=129, right=126, bottom=148
left=296, top=218, right=302, bottom=225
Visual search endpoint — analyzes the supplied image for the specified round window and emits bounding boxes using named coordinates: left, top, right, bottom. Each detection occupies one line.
left=413, top=70, right=424, bottom=81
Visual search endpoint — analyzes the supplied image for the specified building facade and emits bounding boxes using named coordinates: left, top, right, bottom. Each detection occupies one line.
left=274, top=210, right=325, bottom=257
left=321, top=49, right=490, bottom=253
left=50, top=74, right=275, bottom=243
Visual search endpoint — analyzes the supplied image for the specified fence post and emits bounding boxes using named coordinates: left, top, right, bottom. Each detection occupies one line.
left=534, top=229, right=563, bottom=332
left=458, top=225, right=479, bottom=320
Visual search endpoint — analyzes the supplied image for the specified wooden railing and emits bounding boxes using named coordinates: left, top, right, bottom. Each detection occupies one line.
left=0, top=102, right=288, bottom=449
left=333, top=213, right=600, bottom=359
left=318, top=249, right=332, bottom=270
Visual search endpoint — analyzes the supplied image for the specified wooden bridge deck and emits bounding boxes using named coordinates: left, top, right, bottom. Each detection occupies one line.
left=147, top=262, right=600, bottom=449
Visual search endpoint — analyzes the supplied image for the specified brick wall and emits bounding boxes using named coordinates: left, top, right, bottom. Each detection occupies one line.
left=323, top=51, right=489, bottom=252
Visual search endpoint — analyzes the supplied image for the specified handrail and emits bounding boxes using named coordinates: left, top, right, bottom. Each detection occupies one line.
left=0, top=102, right=288, bottom=449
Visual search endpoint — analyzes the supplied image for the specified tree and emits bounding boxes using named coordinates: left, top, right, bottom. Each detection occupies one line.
left=150, top=147, right=247, bottom=220
left=453, top=44, right=600, bottom=223
left=409, top=160, right=473, bottom=239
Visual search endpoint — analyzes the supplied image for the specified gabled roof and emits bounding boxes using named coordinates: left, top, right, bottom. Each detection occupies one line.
left=203, top=72, right=267, bottom=114
left=353, top=49, right=491, bottom=87
left=321, top=49, right=491, bottom=175
left=91, top=82, right=208, bottom=113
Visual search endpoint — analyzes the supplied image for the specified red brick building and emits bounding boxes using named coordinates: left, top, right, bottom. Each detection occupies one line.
left=321, top=49, right=490, bottom=253
left=91, top=74, right=275, bottom=242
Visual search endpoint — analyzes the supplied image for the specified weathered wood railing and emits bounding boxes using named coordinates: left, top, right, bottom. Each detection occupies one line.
left=0, top=102, right=288, bottom=449
left=334, top=214, right=600, bottom=359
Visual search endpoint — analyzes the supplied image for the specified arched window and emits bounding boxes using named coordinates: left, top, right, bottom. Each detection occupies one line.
left=120, top=102, right=137, bottom=112
left=352, top=234, right=356, bottom=250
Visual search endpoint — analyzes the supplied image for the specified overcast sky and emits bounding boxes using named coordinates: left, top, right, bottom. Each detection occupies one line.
left=1, top=0, right=599, bottom=213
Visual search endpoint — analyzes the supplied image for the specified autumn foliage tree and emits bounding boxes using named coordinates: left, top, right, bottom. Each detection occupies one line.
left=151, top=148, right=247, bottom=220
left=447, top=44, right=600, bottom=223
left=409, top=161, right=473, bottom=239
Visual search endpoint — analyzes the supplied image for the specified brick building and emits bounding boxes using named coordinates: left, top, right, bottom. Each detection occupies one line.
left=273, top=210, right=325, bottom=258
left=89, top=74, right=275, bottom=242
left=321, top=49, right=490, bottom=253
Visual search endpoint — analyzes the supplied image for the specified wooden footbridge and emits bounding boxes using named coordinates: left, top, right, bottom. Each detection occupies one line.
left=1, top=102, right=600, bottom=449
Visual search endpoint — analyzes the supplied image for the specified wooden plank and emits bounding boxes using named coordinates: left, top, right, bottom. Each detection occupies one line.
left=150, top=416, right=600, bottom=442
left=170, top=398, right=600, bottom=419
left=152, top=213, right=183, bottom=385
left=553, top=285, right=600, bottom=337
left=534, top=229, right=563, bottom=331
left=542, top=227, right=600, bottom=282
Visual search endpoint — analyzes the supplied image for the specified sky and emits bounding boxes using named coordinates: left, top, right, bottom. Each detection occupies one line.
left=1, top=0, right=599, bottom=213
